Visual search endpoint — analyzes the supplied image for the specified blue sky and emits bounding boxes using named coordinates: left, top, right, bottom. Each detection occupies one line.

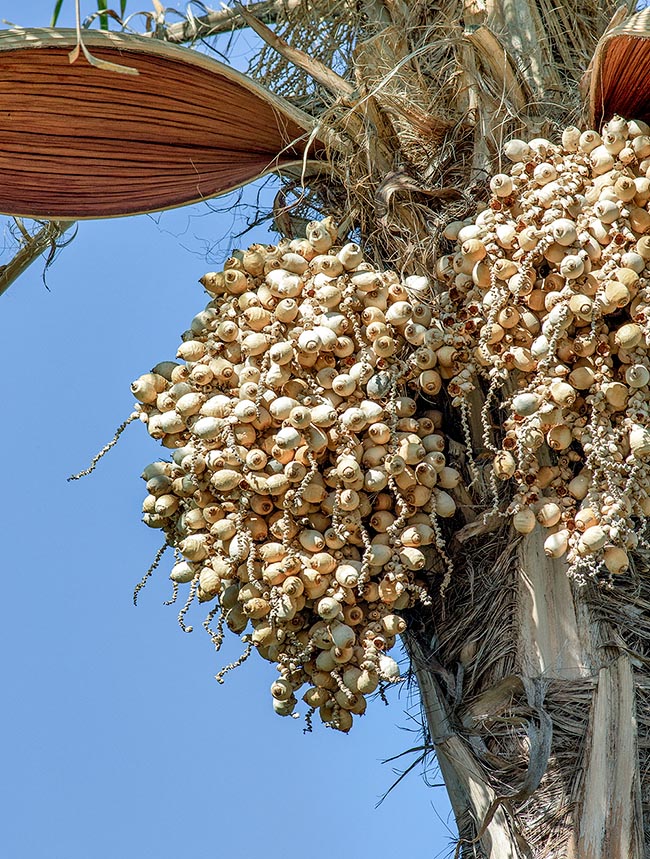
left=0, top=3, right=455, bottom=858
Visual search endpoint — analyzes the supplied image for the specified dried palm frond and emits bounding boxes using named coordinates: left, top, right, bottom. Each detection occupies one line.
left=0, top=27, right=328, bottom=219
left=586, top=7, right=650, bottom=128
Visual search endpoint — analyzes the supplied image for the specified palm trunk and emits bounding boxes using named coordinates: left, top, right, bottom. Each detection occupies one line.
left=408, top=526, right=647, bottom=857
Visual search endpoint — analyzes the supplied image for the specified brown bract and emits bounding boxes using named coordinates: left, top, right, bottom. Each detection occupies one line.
left=587, top=9, right=650, bottom=130
left=0, top=28, right=324, bottom=218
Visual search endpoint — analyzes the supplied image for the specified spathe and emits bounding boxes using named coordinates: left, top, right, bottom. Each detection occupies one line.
left=586, top=8, right=650, bottom=130
left=0, top=28, right=325, bottom=219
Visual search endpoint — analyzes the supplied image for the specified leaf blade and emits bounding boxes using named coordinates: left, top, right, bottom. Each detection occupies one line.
left=51, top=0, right=65, bottom=27
left=97, top=0, right=109, bottom=30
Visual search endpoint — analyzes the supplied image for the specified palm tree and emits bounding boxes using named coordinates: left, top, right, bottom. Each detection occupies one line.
left=3, top=1, right=649, bottom=855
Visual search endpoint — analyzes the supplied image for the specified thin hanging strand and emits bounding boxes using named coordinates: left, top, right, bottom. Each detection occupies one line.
left=163, top=581, right=179, bottom=606
left=215, top=644, right=252, bottom=685
left=68, top=412, right=138, bottom=480
left=133, top=542, right=169, bottom=606
left=178, top=574, right=200, bottom=633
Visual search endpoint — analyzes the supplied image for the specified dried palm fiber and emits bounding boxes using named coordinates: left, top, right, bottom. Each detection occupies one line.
left=244, top=0, right=363, bottom=109
left=247, top=0, right=620, bottom=116
left=586, top=8, right=650, bottom=130
left=0, top=28, right=328, bottom=219
left=244, top=0, right=626, bottom=274
left=406, top=541, right=650, bottom=857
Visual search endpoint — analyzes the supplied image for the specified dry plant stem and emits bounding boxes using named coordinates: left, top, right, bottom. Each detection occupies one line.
left=159, top=0, right=306, bottom=43
left=486, top=0, right=550, bottom=104
left=410, top=530, right=646, bottom=858
left=520, top=536, right=644, bottom=857
left=0, top=220, right=75, bottom=298
left=464, top=26, right=529, bottom=115
left=347, top=32, right=402, bottom=174
left=515, top=440, right=643, bottom=856
left=235, top=4, right=354, bottom=99
left=517, top=530, right=586, bottom=681
left=67, top=412, right=138, bottom=480
left=409, top=541, right=647, bottom=857
left=579, top=656, right=643, bottom=856
left=459, top=30, right=492, bottom=179
left=409, top=638, right=521, bottom=859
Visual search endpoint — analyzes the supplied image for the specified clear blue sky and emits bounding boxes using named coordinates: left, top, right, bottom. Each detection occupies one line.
left=0, top=3, right=455, bottom=857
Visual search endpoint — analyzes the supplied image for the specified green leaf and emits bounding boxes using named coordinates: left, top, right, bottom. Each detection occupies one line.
left=120, top=0, right=127, bottom=17
left=97, top=0, right=108, bottom=30
left=50, top=0, right=65, bottom=27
